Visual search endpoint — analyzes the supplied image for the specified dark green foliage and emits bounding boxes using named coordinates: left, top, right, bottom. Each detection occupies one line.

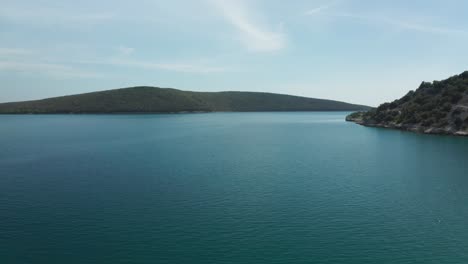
left=377, top=103, right=390, bottom=111
left=348, top=71, right=468, bottom=130
left=452, top=109, right=462, bottom=116
left=454, top=117, right=463, bottom=129
left=441, top=103, right=452, bottom=112
left=422, top=117, right=436, bottom=127
left=388, top=101, right=398, bottom=109
left=0, top=87, right=370, bottom=114
left=347, top=112, right=365, bottom=119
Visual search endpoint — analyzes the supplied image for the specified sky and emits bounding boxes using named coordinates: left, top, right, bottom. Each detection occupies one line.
left=1, top=0, right=468, bottom=106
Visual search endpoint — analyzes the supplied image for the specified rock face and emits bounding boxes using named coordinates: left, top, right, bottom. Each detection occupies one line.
left=347, top=71, right=468, bottom=136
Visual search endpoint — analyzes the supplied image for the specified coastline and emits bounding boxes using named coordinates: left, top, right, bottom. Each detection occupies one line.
left=346, top=116, right=468, bottom=137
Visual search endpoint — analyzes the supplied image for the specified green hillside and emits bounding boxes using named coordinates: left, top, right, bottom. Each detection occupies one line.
left=346, top=71, right=468, bottom=136
left=0, top=87, right=369, bottom=114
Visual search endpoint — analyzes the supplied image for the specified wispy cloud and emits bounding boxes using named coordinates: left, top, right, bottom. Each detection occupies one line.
left=0, top=44, right=226, bottom=78
left=0, top=48, right=32, bottom=57
left=305, top=1, right=339, bottom=16
left=116, top=46, right=135, bottom=56
left=0, top=61, right=102, bottom=79
left=80, top=46, right=227, bottom=73
left=335, top=13, right=468, bottom=36
left=209, top=0, right=286, bottom=52
left=0, top=46, right=102, bottom=79
left=91, top=58, right=227, bottom=74
left=0, top=6, right=114, bottom=26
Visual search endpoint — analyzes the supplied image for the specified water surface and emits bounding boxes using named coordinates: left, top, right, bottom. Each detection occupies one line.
left=1, top=112, right=468, bottom=264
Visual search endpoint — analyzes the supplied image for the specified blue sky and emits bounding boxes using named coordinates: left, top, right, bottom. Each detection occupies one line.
left=1, top=0, right=468, bottom=106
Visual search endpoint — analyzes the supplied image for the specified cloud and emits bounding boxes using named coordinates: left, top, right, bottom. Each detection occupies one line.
left=79, top=54, right=227, bottom=74
left=0, top=57, right=224, bottom=77
left=305, top=6, right=330, bottom=15
left=0, top=61, right=103, bottom=79
left=0, top=6, right=114, bottom=26
left=0, top=44, right=225, bottom=77
left=79, top=45, right=228, bottom=74
left=305, top=1, right=339, bottom=16
left=116, top=46, right=135, bottom=56
left=94, top=58, right=227, bottom=74
left=0, top=48, right=32, bottom=57
left=209, top=0, right=286, bottom=52
left=0, top=46, right=102, bottom=79
left=335, top=13, right=468, bottom=36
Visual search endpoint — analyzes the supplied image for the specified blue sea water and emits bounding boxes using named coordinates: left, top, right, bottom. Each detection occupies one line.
left=1, top=112, right=468, bottom=264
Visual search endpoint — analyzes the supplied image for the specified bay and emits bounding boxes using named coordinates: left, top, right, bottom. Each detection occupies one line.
left=1, top=112, right=468, bottom=264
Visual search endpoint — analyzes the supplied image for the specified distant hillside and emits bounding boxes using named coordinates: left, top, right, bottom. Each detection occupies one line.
left=347, top=71, right=468, bottom=136
left=0, top=87, right=370, bottom=114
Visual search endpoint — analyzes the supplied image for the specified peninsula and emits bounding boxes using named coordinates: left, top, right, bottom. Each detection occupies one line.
left=347, top=71, right=468, bottom=136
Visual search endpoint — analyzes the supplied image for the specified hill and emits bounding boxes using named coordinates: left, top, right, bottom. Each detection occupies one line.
left=346, top=71, right=468, bottom=136
left=0, top=87, right=369, bottom=114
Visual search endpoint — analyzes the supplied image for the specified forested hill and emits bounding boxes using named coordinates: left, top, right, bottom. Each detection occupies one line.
left=0, top=87, right=370, bottom=114
left=346, top=71, right=468, bottom=136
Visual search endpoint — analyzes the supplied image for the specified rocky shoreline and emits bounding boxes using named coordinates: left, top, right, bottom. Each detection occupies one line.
left=346, top=114, right=468, bottom=137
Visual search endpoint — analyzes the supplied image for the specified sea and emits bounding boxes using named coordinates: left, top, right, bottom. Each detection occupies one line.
left=1, top=112, right=468, bottom=264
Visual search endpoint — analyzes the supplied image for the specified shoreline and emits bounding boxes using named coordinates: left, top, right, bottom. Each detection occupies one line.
left=346, top=117, right=468, bottom=137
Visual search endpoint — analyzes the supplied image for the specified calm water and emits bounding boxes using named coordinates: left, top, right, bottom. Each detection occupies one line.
left=1, top=112, right=468, bottom=264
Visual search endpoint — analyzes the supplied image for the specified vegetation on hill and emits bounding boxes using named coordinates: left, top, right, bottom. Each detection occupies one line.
left=0, top=87, right=369, bottom=114
left=346, top=71, right=468, bottom=136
